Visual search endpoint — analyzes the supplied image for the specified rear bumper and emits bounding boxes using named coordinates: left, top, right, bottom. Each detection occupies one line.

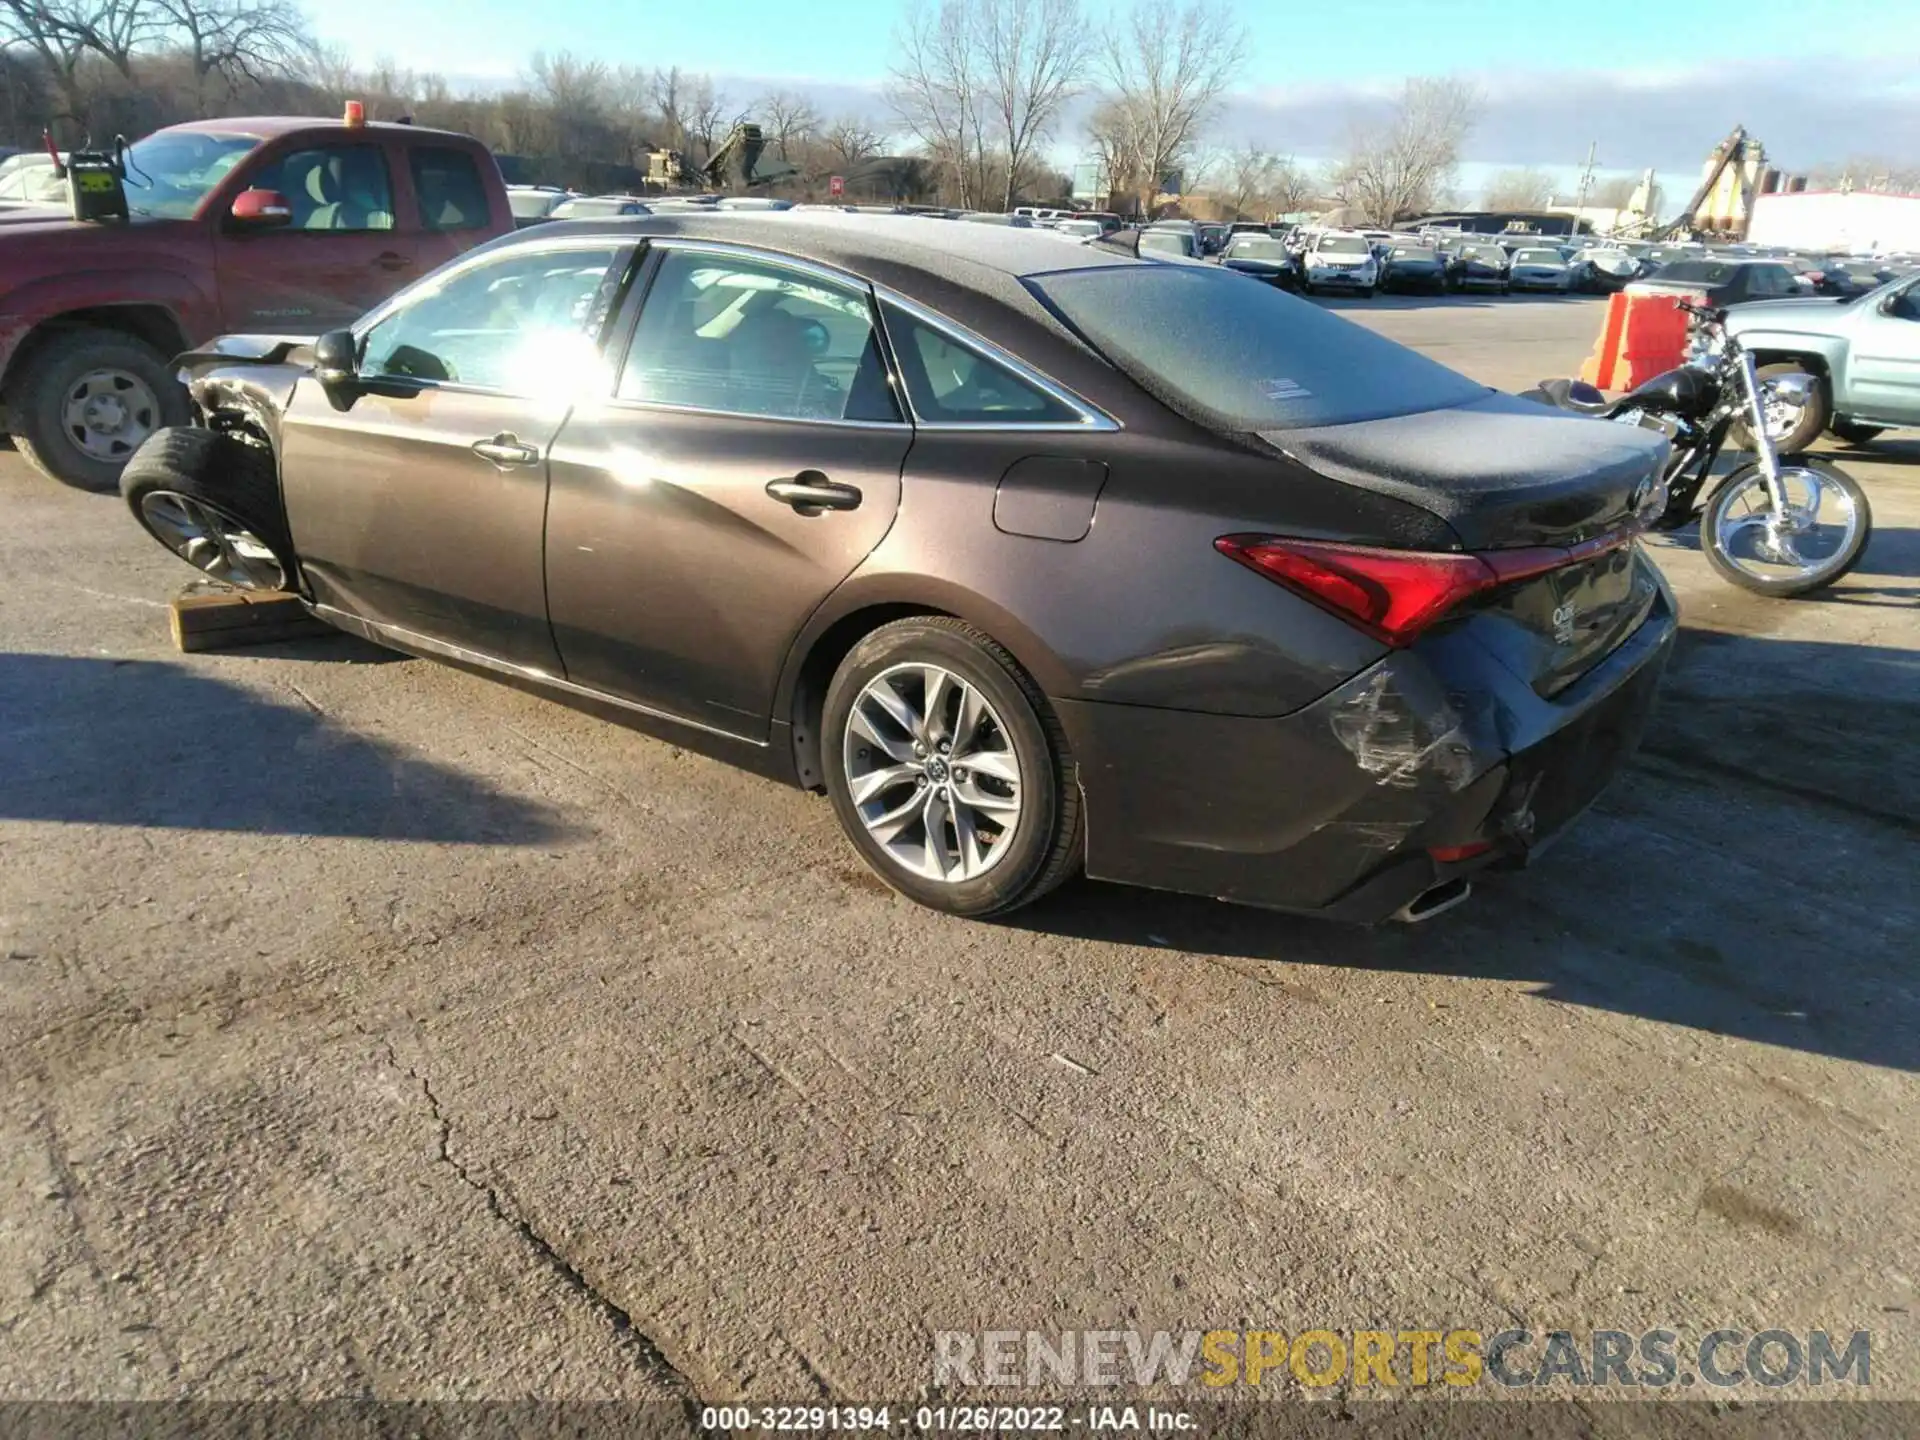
left=1055, top=573, right=1677, bottom=923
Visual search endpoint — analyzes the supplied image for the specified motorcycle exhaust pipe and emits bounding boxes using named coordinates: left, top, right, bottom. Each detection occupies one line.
left=1392, top=877, right=1473, bottom=924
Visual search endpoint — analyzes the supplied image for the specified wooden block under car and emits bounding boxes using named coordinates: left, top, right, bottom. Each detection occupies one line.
left=168, top=589, right=333, bottom=653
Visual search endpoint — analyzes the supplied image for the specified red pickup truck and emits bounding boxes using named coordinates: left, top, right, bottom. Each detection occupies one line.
left=0, top=113, right=512, bottom=489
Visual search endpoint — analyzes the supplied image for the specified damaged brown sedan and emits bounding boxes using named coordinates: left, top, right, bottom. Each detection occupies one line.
left=122, top=213, right=1677, bottom=922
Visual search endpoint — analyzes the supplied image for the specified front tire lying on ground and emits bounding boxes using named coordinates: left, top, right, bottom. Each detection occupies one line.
left=121, top=426, right=296, bottom=592
left=822, top=617, right=1083, bottom=917
left=8, top=326, right=191, bottom=491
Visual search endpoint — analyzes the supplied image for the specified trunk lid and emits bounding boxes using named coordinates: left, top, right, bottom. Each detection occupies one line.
left=1263, top=392, right=1667, bottom=694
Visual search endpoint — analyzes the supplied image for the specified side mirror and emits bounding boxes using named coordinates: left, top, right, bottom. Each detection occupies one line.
left=312, top=329, right=359, bottom=387
left=229, top=188, right=293, bottom=229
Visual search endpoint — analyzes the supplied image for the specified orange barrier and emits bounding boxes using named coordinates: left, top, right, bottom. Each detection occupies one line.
left=1579, top=290, right=1691, bottom=390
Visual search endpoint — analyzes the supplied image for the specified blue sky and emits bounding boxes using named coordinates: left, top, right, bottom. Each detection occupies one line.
left=312, top=0, right=1920, bottom=189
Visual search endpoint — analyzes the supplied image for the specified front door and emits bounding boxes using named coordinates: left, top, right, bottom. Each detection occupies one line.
left=278, top=237, right=636, bottom=672
left=214, top=140, right=418, bottom=333
left=1847, top=279, right=1920, bottom=422
left=545, top=245, right=912, bottom=737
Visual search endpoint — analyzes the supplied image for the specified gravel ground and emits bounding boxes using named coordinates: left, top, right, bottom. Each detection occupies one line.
left=1, top=293, right=1914, bottom=1424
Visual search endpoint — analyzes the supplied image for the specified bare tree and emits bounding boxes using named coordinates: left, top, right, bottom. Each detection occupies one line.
left=1806, top=157, right=1920, bottom=194
left=0, top=0, right=98, bottom=117
left=756, top=87, right=822, bottom=160
left=685, top=74, right=735, bottom=161
left=823, top=113, right=884, bottom=172
left=886, top=0, right=990, bottom=208
left=977, top=0, right=1090, bottom=211
left=1482, top=166, right=1554, bottom=210
left=1090, top=0, right=1246, bottom=214
left=1329, top=76, right=1479, bottom=226
left=149, top=0, right=309, bottom=114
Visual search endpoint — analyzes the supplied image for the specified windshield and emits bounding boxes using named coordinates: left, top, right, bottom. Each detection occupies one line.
left=1315, top=236, right=1369, bottom=256
left=1390, top=247, right=1437, bottom=261
left=1028, top=264, right=1486, bottom=431
left=121, top=131, right=260, bottom=219
left=1227, top=238, right=1286, bottom=259
left=1460, top=245, right=1504, bottom=263
left=1514, top=249, right=1563, bottom=265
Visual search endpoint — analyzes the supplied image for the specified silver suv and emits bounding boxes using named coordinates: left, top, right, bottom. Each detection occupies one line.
left=1724, top=272, right=1920, bottom=451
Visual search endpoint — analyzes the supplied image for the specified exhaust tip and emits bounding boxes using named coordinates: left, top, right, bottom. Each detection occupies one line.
left=1393, top=877, right=1473, bottom=924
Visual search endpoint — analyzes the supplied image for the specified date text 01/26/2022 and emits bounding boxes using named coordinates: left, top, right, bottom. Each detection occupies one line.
left=700, top=1405, right=1196, bottom=1432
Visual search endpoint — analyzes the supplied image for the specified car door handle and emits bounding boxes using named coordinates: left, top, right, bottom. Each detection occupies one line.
left=766, top=473, right=862, bottom=514
left=471, top=433, right=541, bottom=468
left=375, top=251, right=413, bottom=272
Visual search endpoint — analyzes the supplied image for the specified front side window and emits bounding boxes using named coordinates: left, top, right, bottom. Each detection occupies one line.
left=881, top=301, right=1082, bottom=426
left=619, top=249, right=899, bottom=423
left=247, top=145, right=394, bottom=232
left=359, top=242, right=630, bottom=391
left=410, top=147, right=491, bottom=232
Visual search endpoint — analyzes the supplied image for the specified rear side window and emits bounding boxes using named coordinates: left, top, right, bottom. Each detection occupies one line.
left=880, top=301, right=1081, bottom=425
left=620, top=249, right=900, bottom=423
left=1028, top=264, right=1486, bottom=432
left=410, top=147, right=490, bottom=231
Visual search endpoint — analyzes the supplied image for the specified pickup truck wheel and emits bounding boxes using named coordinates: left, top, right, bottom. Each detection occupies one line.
left=9, top=327, right=190, bottom=492
left=121, top=427, right=294, bottom=592
left=1730, top=363, right=1829, bottom=455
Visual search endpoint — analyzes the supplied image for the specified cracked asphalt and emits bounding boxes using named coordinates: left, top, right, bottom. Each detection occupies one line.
left=1, top=295, right=1915, bottom=1418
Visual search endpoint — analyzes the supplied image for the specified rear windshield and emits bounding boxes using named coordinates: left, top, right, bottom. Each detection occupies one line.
left=1028, top=265, right=1486, bottom=432
left=1653, top=260, right=1732, bottom=283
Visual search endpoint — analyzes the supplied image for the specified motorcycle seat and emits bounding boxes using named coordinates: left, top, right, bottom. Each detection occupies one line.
left=1532, top=377, right=1615, bottom=416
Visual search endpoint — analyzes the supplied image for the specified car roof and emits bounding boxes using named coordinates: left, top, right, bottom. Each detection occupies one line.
left=537, top=210, right=1145, bottom=283
left=159, top=116, right=471, bottom=141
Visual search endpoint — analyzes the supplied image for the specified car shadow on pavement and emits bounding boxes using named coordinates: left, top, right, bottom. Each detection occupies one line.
left=0, top=652, right=573, bottom=844
left=1004, top=626, right=1920, bottom=1073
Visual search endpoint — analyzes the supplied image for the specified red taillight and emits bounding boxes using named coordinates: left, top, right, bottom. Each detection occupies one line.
left=1429, top=840, right=1495, bottom=864
left=1215, top=536, right=1500, bottom=645
left=1215, top=527, right=1639, bottom=646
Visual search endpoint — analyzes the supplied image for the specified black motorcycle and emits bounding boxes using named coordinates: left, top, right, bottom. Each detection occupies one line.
left=1522, top=301, right=1872, bottom=597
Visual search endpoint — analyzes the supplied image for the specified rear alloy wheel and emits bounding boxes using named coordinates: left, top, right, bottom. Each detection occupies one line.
left=1731, top=363, right=1829, bottom=454
left=823, top=618, right=1082, bottom=917
left=8, top=327, right=190, bottom=491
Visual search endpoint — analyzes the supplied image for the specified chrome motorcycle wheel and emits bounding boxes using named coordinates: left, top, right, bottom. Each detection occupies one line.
left=1702, top=459, right=1872, bottom=597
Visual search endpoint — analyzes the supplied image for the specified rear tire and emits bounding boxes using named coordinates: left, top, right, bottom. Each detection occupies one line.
left=1730, top=363, right=1829, bottom=454
left=121, top=426, right=296, bottom=592
left=8, top=327, right=190, bottom=491
left=822, top=617, right=1082, bottom=918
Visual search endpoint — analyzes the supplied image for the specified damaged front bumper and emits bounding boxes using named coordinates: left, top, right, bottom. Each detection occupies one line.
left=1053, top=583, right=1677, bottom=923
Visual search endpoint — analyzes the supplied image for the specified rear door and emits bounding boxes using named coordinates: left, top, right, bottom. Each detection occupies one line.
left=214, top=138, right=417, bottom=332
left=404, top=143, right=502, bottom=277
left=544, top=243, right=910, bottom=737
left=278, top=236, right=635, bottom=670
left=1847, top=278, right=1920, bottom=420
